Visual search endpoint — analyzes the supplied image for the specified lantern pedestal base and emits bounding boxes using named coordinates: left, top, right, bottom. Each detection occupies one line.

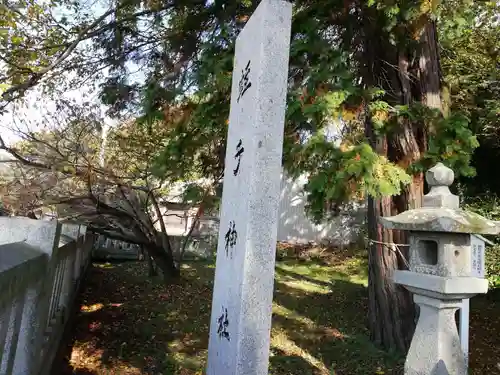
left=394, top=271, right=488, bottom=299
left=405, top=294, right=466, bottom=375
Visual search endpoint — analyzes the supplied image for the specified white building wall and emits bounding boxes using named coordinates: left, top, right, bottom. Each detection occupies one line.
left=277, top=172, right=366, bottom=245
left=157, top=171, right=366, bottom=246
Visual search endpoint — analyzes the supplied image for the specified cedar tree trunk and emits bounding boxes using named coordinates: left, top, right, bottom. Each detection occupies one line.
left=362, top=10, right=443, bottom=353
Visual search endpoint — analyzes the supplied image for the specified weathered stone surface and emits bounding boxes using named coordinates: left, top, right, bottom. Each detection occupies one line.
left=423, top=163, right=460, bottom=209
left=0, top=242, right=47, bottom=299
left=0, top=302, right=13, bottom=366
left=408, top=232, right=477, bottom=277
left=382, top=162, right=500, bottom=234
left=206, top=1, right=292, bottom=375
left=423, top=192, right=460, bottom=210
left=0, top=217, right=61, bottom=257
left=60, top=223, right=80, bottom=250
left=1, top=292, right=24, bottom=374
left=380, top=163, right=493, bottom=375
left=0, top=242, right=48, bottom=375
left=379, top=207, right=500, bottom=234
left=394, top=271, right=488, bottom=300
left=0, top=218, right=67, bottom=375
left=12, top=283, right=44, bottom=375
left=0, top=218, right=92, bottom=375
left=405, top=295, right=466, bottom=375
left=61, top=223, right=79, bottom=240
left=426, top=162, right=455, bottom=187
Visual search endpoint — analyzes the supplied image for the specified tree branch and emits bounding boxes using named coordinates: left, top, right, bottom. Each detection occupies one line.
left=0, top=7, right=115, bottom=111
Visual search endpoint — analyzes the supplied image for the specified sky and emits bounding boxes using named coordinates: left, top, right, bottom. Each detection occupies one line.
left=1, top=82, right=108, bottom=143
left=0, top=0, right=162, bottom=148
left=0, top=0, right=118, bottom=147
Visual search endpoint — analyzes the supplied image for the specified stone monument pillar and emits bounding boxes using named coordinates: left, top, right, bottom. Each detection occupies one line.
left=380, top=162, right=500, bottom=375
left=205, top=1, right=292, bottom=375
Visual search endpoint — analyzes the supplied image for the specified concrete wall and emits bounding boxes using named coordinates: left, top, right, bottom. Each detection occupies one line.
left=0, top=218, right=94, bottom=375
left=164, top=171, right=367, bottom=258
left=277, top=173, right=366, bottom=245
left=150, top=173, right=367, bottom=257
left=158, top=173, right=366, bottom=248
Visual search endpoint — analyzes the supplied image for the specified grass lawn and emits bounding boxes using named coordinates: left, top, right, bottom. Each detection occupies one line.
left=58, top=247, right=500, bottom=375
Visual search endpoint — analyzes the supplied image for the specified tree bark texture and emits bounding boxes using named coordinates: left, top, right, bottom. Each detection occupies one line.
left=147, top=255, right=158, bottom=277
left=361, top=9, right=443, bottom=353
left=365, top=118, right=416, bottom=352
left=146, top=243, right=181, bottom=282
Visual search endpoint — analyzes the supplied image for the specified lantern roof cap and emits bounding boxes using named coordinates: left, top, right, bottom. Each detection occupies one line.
left=380, top=163, right=500, bottom=234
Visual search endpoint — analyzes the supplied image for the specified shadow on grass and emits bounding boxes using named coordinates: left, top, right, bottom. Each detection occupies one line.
left=57, top=257, right=499, bottom=375
left=57, top=257, right=387, bottom=375
left=57, top=258, right=402, bottom=375
left=468, top=293, right=500, bottom=375
left=275, top=266, right=341, bottom=288
left=269, top=348, right=323, bottom=375
left=58, top=259, right=214, bottom=374
left=271, top=271, right=403, bottom=375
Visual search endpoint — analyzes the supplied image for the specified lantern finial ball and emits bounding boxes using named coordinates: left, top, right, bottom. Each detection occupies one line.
left=426, top=162, right=454, bottom=188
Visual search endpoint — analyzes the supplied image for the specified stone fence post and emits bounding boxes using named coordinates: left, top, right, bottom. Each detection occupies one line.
left=380, top=163, right=499, bottom=375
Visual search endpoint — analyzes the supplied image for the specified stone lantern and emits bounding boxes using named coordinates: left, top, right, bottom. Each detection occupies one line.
left=380, top=162, right=500, bottom=375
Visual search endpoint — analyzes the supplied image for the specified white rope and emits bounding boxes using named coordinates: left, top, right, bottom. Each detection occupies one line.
left=366, top=237, right=410, bottom=269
